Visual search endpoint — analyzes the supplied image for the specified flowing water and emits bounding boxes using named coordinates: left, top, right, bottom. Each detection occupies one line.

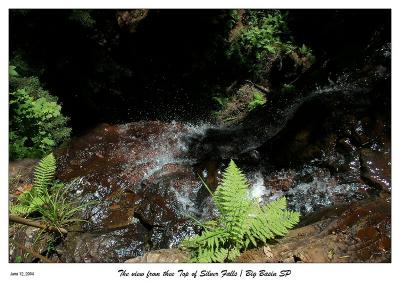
left=45, top=49, right=390, bottom=262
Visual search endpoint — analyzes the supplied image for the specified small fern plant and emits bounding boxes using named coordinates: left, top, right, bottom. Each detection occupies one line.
left=10, top=153, right=56, bottom=216
left=10, top=153, right=90, bottom=231
left=181, top=160, right=300, bottom=263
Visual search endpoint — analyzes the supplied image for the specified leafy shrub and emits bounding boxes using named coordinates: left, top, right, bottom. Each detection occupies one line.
left=10, top=153, right=89, bottom=231
left=248, top=91, right=266, bottom=111
left=9, top=64, right=71, bottom=159
left=226, top=10, right=314, bottom=79
left=181, top=160, right=300, bottom=263
left=69, top=10, right=96, bottom=27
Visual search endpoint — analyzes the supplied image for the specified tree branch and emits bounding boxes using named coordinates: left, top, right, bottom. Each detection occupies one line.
left=9, top=215, right=68, bottom=234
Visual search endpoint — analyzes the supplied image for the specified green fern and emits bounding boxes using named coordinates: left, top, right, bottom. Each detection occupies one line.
left=10, top=153, right=56, bottom=216
left=33, top=152, right=56, bottom=192
left=10, top=153, right=92, bottom=230
left=181, top=160, right=300, bottom=263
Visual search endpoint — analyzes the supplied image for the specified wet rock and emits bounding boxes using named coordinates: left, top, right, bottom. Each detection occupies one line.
left=237, top=197, right=391, bottom=263
left=55, top=121, right=211, bottom=262
left=194, top=159, right=223, bottom=190
left=352, top=120, right=372, bottom=146
left=255, top=166, right=370, bottom=216
left=351, top=117, right=388, bottom=147
left=9, top=225, right=51, bottom=263
left=60, top=223, right=148, bottom=263
left=134, top=169, right=202, bottom=249
left=360, top=145, right=391, bottom=192
left=265, top=170, right=296, bottom=192
left=286, top=166, right=370, bottom=215
left=125, top=249, right=189, bottom=263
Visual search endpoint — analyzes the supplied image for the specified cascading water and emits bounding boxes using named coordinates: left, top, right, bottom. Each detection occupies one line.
left=49, top=48, right=391, bottom=262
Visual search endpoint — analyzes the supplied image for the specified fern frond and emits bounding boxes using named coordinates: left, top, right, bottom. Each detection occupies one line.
left=182, top=228, right=228, bottom=252
left=246, top=197, right=300, bottom=244
left=10, top=204, right=32, bottom=216
left=214, top=160, right=252, bottom=244
left=195, top=247, right=228, bottom=263
left=10, top=153, right=56, bottom=217
left=33, top=153, right=56, bottom=193
left=181, top=160, right=300, bottom=263
left=226, top=246, right=241, bottom=262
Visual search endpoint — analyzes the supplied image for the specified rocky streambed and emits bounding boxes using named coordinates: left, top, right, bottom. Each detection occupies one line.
left=9, top=106, right=391, bottom=262
left=8, top=9, right=391, bottom=264
left=9, top=43, right=391, bottom=263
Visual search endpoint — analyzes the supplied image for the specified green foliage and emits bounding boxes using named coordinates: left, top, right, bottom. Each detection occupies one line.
left=298, top=44, right=314, bottom=58
left=248, top=91, right=266, bottom=111
left=10, top=54, right=37, bottom=76
left=281, top=83, right=296, bottom=95
left=10, top=153, right=88, bottom=232
left=35, top=182, right=89, bottom=230
left=9, top=63, right=71, bottom=159
left=10, top=153, right=56, bottom=216
left=181, top=160, right=300, bottom=263
left=226, top=10, right=314, bottom=78
left=9, top=65, right=18, bottom=77
left=212, top=95, right=229, bottom=108
left=69, top=10, right=96, bottom=27
left=15, top=255, right=23, bottom=263
left=226, top=9, right=241, bottom=30
left=226, top=11, right=291, bottom=66
left=33, top=153, right=56, bottom=192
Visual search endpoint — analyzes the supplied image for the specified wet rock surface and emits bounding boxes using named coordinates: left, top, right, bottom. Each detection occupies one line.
left=9, top=113, right=391, bottom=263
left=237, top=196, right=391, bottom=263
left=59, top=222, right=148, bottom=263
left=9, top=225, right=54, bottom=263
left=54, top=121, right=211, bottom=262
left=360, top=146, right=391, bottom=192
left=9, top=103, right=391, bottom=263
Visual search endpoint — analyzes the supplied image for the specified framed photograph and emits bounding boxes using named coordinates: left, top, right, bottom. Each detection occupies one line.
left=2, top=1, right=396, bottom=283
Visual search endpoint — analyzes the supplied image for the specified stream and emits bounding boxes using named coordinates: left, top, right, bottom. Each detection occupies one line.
left=8, top=30, right=391, bottom=263
left=46, top=55, right=390, bottom=262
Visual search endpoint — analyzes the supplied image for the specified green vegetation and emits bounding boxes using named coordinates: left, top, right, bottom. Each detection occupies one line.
left=226, top=10, right=314, bottom=78
left=10, top=153, right=88, bottom=232
left=69, top=10, right=96, bottom=27
left=248, top=91, right=266, bottom=111
left=9, top=63, right=71, bottom=160
left=299, top=43, right=313, bottom=58
left=212, top=94, right=229, bottom=109
left=226, top=9, right=241, bottom=30
left=181, top=160, right=300, bottom=263
left=281, top=83, right=296, bottom=95
left=15, top=255, right=23, bottom=263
